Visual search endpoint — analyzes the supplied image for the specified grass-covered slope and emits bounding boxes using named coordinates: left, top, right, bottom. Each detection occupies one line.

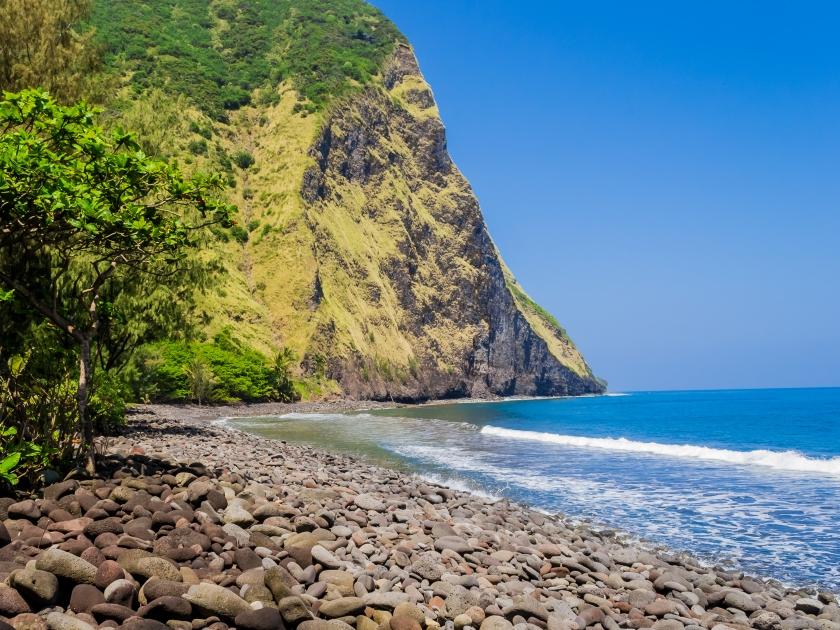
left=90, top=0, right=604, bottom=400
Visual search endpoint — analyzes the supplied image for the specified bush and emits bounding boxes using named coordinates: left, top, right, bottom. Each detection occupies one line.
left=131, top=328, right=299, bottom=402
left=188, top=139, right=208, bottom=155
left=230, top=225, right=248, bottom=244
left=247, top=219, right=260, bottom=232
left=234, top=151, right=255, bottom=169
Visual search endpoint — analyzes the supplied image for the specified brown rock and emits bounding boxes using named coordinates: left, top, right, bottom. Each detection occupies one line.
left=8, top=613, right=48, bottom=630
left=390, top=616, right=423, bottom=630
left=94, top=560, right=125, bottom=589
left=69, top=584, right=106, bottom=614
left=0, top=587, right=31, bottom=616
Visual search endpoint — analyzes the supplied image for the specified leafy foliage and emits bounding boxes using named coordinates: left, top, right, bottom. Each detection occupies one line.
left=132, top=327, right=297, bottom=402
left=0, top=347, right=78, bottom=486
left=88, top=0, right=407, bottom=118
left=0, top=88, right=235, bottom=467
left=0, top=0, right=100, bottom=104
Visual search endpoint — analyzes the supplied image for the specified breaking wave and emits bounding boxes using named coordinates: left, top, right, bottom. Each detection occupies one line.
left=480, top=426, right=840, bottom=475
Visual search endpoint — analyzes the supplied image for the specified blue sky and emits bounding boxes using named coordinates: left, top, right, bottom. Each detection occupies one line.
left=370, top=0, right=840, bottom=392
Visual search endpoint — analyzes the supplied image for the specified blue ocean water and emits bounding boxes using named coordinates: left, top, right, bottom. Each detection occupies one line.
left=224, top=388, right=840, bottom=591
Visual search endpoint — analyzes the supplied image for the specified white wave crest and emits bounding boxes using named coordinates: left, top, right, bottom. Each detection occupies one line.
left=480, top=426, right=840, bottom=475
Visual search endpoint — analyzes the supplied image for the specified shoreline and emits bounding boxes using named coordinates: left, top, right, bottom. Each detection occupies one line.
left=0, top=407, right=836, bottom=630
left=140, top=402, right=836, bottom=592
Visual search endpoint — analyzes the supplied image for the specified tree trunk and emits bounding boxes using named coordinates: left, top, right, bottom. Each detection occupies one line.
left=77, top=336, right=95, bottom=474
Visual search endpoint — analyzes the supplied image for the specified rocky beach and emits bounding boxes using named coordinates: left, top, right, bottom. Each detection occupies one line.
left=0, top=405, right=837, bottom=630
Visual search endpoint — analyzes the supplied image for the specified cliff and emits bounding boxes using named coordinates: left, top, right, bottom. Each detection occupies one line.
left=91, top=0, right=605, bottom=400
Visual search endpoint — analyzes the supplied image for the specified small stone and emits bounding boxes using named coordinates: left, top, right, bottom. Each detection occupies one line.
left=234, top=607, right=284, bottom=630
left=277, top=596, right=312, bottom=625
left=36, top=548, right=97, bottom=584
left=90, top=602, right=137, bottom=623
left=724, top=592, right=760, bottom=613
left=796, top=599, right=824, bottom=615
left=234, top=548, right=264, bottom=572
left=319, top=598, right=367, bottom=619
left=11, top=568, right=59, bottom=604
left=752, top=612, right=783, bottom=630
left=79, top=546, right=106, bottom=568
left=651, top=621, right=684, bottom=630
left=137, top=595, right=192, bottom=620
left=132, top=557, right=183, bottom=583
left=44, top=613, right=94, bottom=630
left=175, top=472, right=197, bottom=487
left=141, top=579, right=190, bottom=603
left=434, top=537, right=472, bottom=555
left=8, top=501, right=41, bottom=521
left=353, top=495, right=386, bottom=512
left=391, top=617, right=423, bottom=630
left=83, top=520, right=123, bottom=539
left=9, top=613, right=48, bottom=630
left=122, top=620, right=170, bottom=630
left=104, top=579, right=136, bottom=607
left=311, top=545, right=341, bottom=569
left=43, top=480, right=80, bottom=502
left=68, top=584, right=106, bottom=614
left=393, top=603, right=426, bottom=625
left=223, top=505, right=256, bottom=527
left=94, top=560, right=125, bottom=589
left=454, top=615, right=474, bottom=630
left=480, top=618, right=513, bottom=630
left=0, top=587, right=31, bottom=616
left=465, top=607, right=486, bottom=626
left=182, top=582, right=251, bottom=621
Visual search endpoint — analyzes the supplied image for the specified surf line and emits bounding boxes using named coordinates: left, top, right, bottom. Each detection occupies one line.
left=480, top=426, right=840, bottom=475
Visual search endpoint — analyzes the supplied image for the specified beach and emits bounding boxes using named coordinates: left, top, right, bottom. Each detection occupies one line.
left=0, top=403, right=837, bottom=630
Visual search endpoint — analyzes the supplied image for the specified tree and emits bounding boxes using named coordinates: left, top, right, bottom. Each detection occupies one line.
left=0, top=0, right=99, bottom=104
left=183, top=356, right=216, bottom=406
left=272, top=347, right=300, bottom=402
left=0, top=89, right=235, bottom=471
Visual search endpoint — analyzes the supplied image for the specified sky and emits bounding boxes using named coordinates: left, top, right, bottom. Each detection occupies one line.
left=369, top=0, right=840, bottom=392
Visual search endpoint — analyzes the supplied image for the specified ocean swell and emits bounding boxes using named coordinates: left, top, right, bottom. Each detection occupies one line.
left=480, top=426, right=840, bottom=475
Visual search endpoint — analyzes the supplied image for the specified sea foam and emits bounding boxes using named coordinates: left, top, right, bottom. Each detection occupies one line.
left=480, top=426, right=840, bottom=475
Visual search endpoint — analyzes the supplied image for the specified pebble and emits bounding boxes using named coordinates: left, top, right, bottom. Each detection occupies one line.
left=0, top=406, right=835, bottom=630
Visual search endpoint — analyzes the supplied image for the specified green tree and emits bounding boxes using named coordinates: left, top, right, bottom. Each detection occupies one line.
left=0, top=0, right=99, bottom=104
left=0, top=89, right=235, bottom=471
left=272, top=347, right=300, bottom=402
left=183, top=356, right=216, bottom=405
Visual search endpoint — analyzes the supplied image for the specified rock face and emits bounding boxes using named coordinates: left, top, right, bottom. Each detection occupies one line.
left=299, top=45, right=604, bottom=400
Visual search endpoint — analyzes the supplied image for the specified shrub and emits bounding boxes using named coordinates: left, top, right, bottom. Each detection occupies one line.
left=247, top=219, right=261, bottom=232
left=234, top=151, right=255, bottom=169
left=230, top=225, right=248, bottom=244
left=188, top=138, right=208, bottom=155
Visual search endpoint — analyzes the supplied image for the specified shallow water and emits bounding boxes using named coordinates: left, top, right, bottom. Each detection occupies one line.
left=223, top=388, right=840, bottom=591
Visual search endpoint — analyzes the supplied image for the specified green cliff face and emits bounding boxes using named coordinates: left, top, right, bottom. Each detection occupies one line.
left=91, top=0, right=605, bottom=400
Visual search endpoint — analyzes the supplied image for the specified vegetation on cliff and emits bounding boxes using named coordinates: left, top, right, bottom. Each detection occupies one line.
left=90, top=0, right=406, bottom=118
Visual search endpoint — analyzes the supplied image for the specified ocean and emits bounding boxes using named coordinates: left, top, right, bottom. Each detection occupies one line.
left=223, top=388, right=840, bottom=591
